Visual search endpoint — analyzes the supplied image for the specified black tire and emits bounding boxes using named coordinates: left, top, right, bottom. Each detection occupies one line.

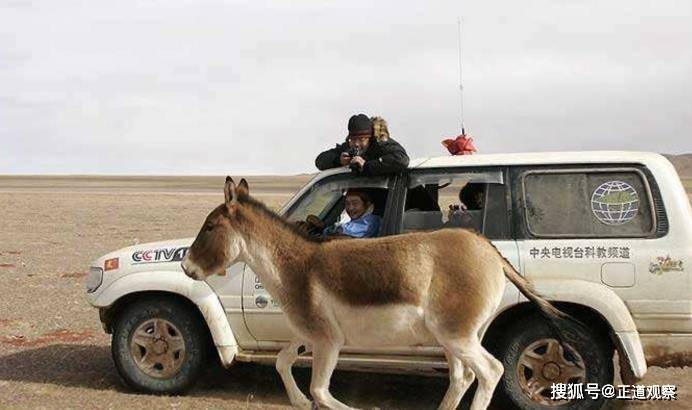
left=491, top=314, right=613, bottom=410
left=111, top=297, right=209, bottom=394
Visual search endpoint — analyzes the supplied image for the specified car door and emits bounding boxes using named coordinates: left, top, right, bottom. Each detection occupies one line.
left=372, top=166, right=521, bottom=354
left=242, top=172, right=394, bottom=346
left=400, top=166, right=519, bottom=264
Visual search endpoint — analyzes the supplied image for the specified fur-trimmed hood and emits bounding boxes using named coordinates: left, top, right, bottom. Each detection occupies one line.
left=371, top=116, right=389, bottom=143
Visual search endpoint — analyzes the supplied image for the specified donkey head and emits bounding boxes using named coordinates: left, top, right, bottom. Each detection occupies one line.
left=181, top=176, right=249, bottom=280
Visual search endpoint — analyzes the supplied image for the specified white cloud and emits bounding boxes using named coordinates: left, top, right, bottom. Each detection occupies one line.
left=0, top=0, right=690, bottom=174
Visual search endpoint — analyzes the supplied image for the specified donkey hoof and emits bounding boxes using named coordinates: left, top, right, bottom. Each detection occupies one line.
left=291, top=397, right=313, bottom=409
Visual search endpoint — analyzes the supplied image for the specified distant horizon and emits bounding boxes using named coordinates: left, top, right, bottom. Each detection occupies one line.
left=1, top=150, right=691, bottom=177
left=0, top=172, right=316, bottom=177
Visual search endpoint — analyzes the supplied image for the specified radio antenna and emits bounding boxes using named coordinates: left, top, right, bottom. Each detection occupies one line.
left=457, top=17, right=465, bottom=135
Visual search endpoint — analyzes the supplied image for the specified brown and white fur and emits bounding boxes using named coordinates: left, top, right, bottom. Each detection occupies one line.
left=182, top=177, right=566, bottom=410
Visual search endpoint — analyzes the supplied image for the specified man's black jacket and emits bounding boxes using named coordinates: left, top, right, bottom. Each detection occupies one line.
left=314, top=137, right=410, bottom=176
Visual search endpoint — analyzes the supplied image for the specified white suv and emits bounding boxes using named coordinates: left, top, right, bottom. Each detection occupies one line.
left=86, top=151, right=691, bottom=409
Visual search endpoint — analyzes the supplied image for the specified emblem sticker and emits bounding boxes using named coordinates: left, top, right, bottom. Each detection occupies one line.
left=255, top=295, right=269, bottom=309
left=131, top=247, right=188, bottom=264
left=649, top=255, right=684, bottom=275
left=591, top=181, right=639, bottom=226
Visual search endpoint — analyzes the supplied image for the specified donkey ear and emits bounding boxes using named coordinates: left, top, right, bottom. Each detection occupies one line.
left=236, top=178, right=249, bottom=199
left=224, top=176, right=236, bottom=204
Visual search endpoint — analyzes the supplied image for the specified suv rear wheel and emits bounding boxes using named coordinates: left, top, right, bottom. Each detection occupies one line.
left=111, top=297, right=209, bottom=394
left=492, top=315, right=613, bottom=410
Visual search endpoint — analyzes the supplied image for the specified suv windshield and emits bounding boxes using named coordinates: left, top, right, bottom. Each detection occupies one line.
left=285, top=174, right=391, bottom=235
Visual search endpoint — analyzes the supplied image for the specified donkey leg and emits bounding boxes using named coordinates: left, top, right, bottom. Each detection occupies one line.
left=475, top=347, right=505, bottom=408
left=443, top=338, right=503, bottom=410
left=310, top=342, right=357, bottom=410
left=438, top=351, right=475, bottom=410
left=276, top=339, right=311, bottom=409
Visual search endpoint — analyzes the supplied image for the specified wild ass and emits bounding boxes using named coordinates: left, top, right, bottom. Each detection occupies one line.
left=181, top=177, right=567, bottom=410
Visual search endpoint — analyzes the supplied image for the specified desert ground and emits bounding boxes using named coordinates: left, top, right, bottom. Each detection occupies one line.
left=0, top=172, right=690, bottom=409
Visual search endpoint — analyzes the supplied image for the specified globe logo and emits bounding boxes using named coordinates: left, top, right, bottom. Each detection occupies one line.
left=591, top=181, right=639, bottom=225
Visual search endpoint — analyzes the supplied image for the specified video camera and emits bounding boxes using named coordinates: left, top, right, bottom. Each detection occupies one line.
left=346, top=147, right=362, bottom=172
left=347, top=147, right=361, bottom=158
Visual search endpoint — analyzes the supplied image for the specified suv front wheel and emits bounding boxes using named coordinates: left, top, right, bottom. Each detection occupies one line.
left=111, top=297, right=209, bottom=394
left=492, top=315, right=614, bottom=410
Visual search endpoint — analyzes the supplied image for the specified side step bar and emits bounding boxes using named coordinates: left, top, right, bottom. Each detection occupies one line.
left=234, top=351, right=449, bottom=376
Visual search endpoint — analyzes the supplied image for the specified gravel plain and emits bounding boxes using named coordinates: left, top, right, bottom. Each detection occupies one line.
left=0, top=177, right=689, bottom=409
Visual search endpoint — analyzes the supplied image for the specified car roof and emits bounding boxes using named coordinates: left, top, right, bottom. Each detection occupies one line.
left=311, top=151, right=668, bottom=180
left=409, top=151, right=667, bottom=169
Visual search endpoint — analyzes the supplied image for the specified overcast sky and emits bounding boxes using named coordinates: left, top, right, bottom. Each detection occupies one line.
left=1, top=0, right=690, bottom=175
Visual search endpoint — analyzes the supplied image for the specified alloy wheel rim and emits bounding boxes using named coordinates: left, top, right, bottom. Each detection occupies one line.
left=516, top=338, right=586, bottom=406
left=129, top=318, right=186, bottom=378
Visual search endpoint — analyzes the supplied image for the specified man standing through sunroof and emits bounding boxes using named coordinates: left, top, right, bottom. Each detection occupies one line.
left=315, top=114, right=409, bottom=176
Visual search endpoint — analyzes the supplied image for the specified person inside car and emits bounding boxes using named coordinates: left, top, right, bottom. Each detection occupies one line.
left=446, top=183, right=485, bottom=229
left=322, top=189, right=381, bottom=238
left=459, top=183, right=485, bottom=211
left=315, top=114, right=409, bottom=176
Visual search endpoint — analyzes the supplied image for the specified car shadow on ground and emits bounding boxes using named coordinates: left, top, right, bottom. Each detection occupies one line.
left=198, top=361, right=452, bottom=410
left=0, top=344, right=124, bottom=392
left=0, top=343, right=632, bottom=409
left=0, top=343, right=451, bottom=408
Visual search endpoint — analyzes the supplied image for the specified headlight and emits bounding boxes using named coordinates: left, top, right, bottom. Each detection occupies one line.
left=86, top=267, right=103, bottom=293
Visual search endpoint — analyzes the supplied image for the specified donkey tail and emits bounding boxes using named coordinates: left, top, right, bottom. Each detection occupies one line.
left=502, top=262, right=566, bottom=321
left=502, top=261, right=587, bottom=368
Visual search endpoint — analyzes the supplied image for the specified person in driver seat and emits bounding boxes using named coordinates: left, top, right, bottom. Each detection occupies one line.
left=323, top=189, right=381, bottom=238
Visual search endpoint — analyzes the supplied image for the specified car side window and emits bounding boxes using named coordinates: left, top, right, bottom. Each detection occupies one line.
left=521, top=169, right=655, bottom=238
left=284, top=174, right=390, bottom=236
left=402, top=169, right=510, bottom=239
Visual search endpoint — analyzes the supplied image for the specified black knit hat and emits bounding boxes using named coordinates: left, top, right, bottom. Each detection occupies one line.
left=347, top=114, right=372, bottom=137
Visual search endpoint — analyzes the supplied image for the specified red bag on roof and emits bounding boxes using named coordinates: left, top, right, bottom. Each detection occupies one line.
left=442, top=134, right=477, bottom=155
